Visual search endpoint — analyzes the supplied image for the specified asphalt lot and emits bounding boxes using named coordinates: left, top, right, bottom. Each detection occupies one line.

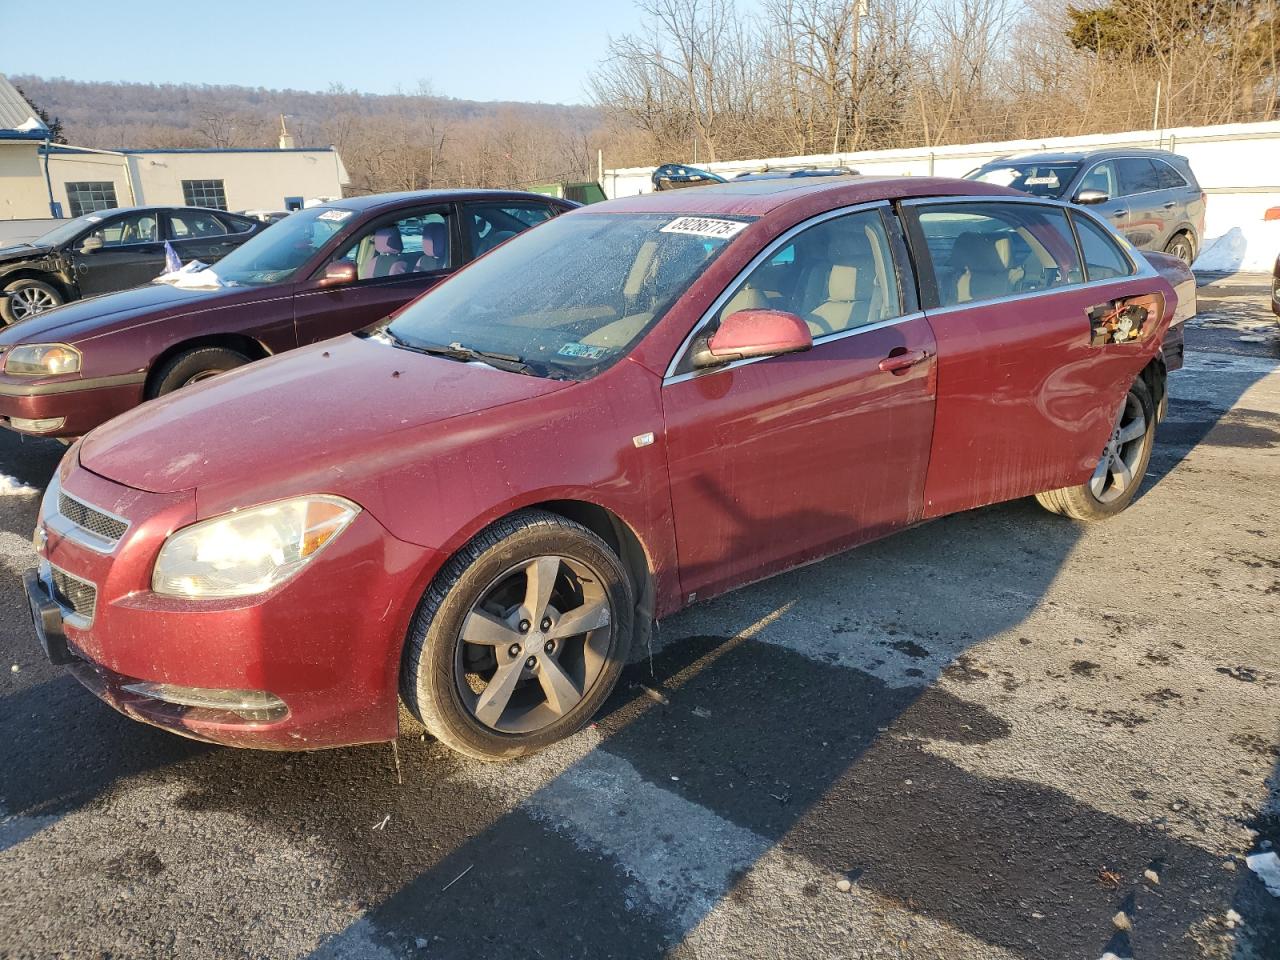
left=1, top=275, right=1278, bottom=960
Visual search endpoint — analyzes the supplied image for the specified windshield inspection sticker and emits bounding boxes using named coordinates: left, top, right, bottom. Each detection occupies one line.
left=557, top=342, right=609, bottom=360
left=660, top=216, right=748, bottom=240
left=1025, top=175, right=1060, bottom=186
left=317, top=209, right=354, bottom=222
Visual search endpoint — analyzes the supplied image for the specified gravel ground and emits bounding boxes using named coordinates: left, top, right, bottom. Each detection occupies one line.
left=0, top=275, right=1277, bottom=960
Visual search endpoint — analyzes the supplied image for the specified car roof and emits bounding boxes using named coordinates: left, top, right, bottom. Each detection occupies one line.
left=985, top=148, right=1183, bottom=164
left=324, top=189, right=572, bottom=213
left=589, top=175, right=1019, bottom=217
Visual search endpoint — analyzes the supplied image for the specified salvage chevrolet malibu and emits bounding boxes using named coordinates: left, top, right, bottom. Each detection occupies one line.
left=26, top=176, right=1195, bottom=760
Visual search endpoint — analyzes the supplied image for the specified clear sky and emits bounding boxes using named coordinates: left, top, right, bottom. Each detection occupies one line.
left=0, top=0, right=656, bottom=104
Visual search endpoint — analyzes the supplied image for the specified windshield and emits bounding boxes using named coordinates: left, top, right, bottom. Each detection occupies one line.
left=211, top=206, right=354, bottom=285
left=967, top=162, right=1080, bottom=198
left=385, top=212, right=748, bottom=379
left=33, top=212, right=109, bottom=248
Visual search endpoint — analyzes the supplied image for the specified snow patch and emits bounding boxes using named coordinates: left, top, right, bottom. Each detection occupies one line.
left=1193, top=221, right=1280, bottom=273
left=0, top=473, right=37, bottom=496
left=1246, top=851, right=1280, bottom=897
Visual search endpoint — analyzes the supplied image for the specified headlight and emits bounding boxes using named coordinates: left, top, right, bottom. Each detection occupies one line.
left=4, top=343, right=82, bottom=376
left=152, top=496, right=360, bottom=598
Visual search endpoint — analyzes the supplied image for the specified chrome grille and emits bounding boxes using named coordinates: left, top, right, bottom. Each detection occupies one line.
left=50, top=565, right=96, bottom=622
left=58, top=492, right=127, bottom=542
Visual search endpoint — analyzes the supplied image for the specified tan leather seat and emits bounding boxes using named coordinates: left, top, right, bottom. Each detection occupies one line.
left=807, top=263, right=869, bottom=335
left=950, top=233, right=1024, bottom=303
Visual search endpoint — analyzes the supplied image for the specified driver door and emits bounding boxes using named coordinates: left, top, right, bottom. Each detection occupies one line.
left=661, top=206, right=937, bottom=602
left=73, top=211, right=166, bottom=295
left=292, top=204, right=458, bottom=345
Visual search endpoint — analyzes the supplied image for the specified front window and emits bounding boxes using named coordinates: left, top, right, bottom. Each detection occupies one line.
left=329, top=207, right=454, bottom=280
left=182, top=179, right=228, bottom=210
left=86, top=212, right=159, bottom=247
left=386, top=212, right=748, bottom=379
left=712, top=209, right=902, bottom=338
left=209, top=206, right=355, bottom=286
left=968, top=162, right=1079, bottom=199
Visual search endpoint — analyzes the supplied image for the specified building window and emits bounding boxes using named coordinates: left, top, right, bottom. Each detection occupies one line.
left=181, top=179, right=228, bottom=210
left=65, top=182, right=119, bottom=217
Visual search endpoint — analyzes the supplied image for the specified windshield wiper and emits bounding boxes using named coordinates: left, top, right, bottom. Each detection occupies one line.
left=384, top=332, right=541, bottom=377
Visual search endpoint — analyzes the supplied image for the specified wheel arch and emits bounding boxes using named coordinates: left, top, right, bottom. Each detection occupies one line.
left=144, top=334, right=272, bottom=397
left=1, top=269, right=73, bottom=302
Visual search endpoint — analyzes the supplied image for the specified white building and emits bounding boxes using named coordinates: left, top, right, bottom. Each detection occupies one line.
left=0, top=74, right=349, bottom=221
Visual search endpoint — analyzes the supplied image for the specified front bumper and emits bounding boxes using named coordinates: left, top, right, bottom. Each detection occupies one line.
left=0, top=373, right=145, bottom=437
left=28, top=457, right=442, bottom=749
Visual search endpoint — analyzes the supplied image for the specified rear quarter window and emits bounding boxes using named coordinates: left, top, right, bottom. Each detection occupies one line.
left=1071, top=212, right=1136, bottom=281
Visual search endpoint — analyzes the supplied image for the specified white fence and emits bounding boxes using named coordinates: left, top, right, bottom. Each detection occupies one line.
left=604, top=120, right=1280, bottom=271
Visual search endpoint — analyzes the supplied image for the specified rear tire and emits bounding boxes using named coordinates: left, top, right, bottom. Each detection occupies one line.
left=1036, top=377, right=1156, bottom=521
left=149, top=347, right=250, bottom=397
left=1, top=279, right=63, bottom=324
left=1164, top=232, right=1195, bottom=266
left=402, top=509, right=634, bottom=761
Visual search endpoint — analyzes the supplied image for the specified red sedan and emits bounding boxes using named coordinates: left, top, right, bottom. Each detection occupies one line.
left=25, top=175, right=1194, bottom=760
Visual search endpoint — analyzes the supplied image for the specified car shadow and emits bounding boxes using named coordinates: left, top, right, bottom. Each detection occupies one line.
left=0, top=360, right=1275, bottom=957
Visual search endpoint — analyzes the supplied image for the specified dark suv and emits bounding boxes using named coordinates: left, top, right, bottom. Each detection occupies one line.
left=0, top=206, right=264, bottom=323
left=966, top=149, right=1206, bottom=265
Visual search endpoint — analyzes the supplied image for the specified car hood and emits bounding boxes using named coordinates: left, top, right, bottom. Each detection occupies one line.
left=0, top=242, right=53, bottom=263
left=79, top=333, right=572, bottom=498
left=0, top=282, right=272, bottom=345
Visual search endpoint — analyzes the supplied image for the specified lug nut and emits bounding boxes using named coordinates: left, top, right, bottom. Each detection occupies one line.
left=519, top=619, right=531, bottom=634
left=525, top=656, right=537, bottom=669
left=541, top=617, right=552, bottom=631
left=544, top=640, right=555, bottom=653
left=508, top=643, right=521, bottom=657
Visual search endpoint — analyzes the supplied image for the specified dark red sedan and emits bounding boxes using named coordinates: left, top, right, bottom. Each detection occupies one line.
left=25, top=176, right=1193, bottom=760
left=0, top=189, right=574, bottom=438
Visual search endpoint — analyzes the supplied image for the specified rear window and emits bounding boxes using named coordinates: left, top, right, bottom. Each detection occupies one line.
left=1071, top=213, right=1135, bottom=281
left=914, top=202, right=1083, bottom=307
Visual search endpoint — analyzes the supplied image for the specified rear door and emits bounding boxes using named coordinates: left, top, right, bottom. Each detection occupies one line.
left=463, top=200, right=561, bottom=260
left=292, top=203, right=459, bottom=345
left=902, top=198, right=1171, bottom=518
left=164, top=209, right=239, bottom=265
left=662, top=204, right=937, bottom=602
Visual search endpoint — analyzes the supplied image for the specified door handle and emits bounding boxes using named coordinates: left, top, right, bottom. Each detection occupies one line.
left=1162, top=201, right=1176, bottom=209
left=878, top=349, right=930, bottom=374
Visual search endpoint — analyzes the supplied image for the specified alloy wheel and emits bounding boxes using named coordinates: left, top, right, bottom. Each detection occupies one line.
left=9, top=287, right=59, bottom=320
left=454, top=555, right=613, bottom=734
left=1167, top=238, right=1193, bottom=265
left=1090, top=392, right=1148, bottom=503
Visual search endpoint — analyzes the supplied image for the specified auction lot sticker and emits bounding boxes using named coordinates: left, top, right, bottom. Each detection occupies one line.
left=660, top=216, right=749, bottom=240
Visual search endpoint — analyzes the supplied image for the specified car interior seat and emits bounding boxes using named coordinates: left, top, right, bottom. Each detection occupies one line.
left=361, top=227, right=411, bottom=279
left=415, top=222, right=448, bottom=272
left=949, top=232, right=1023, bottom=303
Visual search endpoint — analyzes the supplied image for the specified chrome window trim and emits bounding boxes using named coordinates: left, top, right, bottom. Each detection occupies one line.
left=1076, top=156, right=1187, bottom=201
left=662, top=199, right=895, bottom=382
left=901, top=197, right=1154, bottom=311
left=46, top=477, right=131, bottom=555
left=40, top=560, right=94, bottom=629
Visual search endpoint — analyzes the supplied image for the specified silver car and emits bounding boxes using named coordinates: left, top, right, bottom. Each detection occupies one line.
left=966, top=148, right=1206, bottom=265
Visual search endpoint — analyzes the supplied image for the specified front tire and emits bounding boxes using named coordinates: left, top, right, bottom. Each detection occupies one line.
left=149, top=346, right=250, bottom=397
left=401, top=509, right=634, bottom=761
left=1, top=279, right=63, bottom=324
left=1036, top=377, right=1156, bottom=521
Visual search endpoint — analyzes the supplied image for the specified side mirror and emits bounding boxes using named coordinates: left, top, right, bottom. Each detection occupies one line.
left=78, top=236, right=103, bottom=254
left=1074, top=189, right=1109, bottom=205
left=693, top=309, right=813, bottom=368
left=319, top=261, right=357, bottom=286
